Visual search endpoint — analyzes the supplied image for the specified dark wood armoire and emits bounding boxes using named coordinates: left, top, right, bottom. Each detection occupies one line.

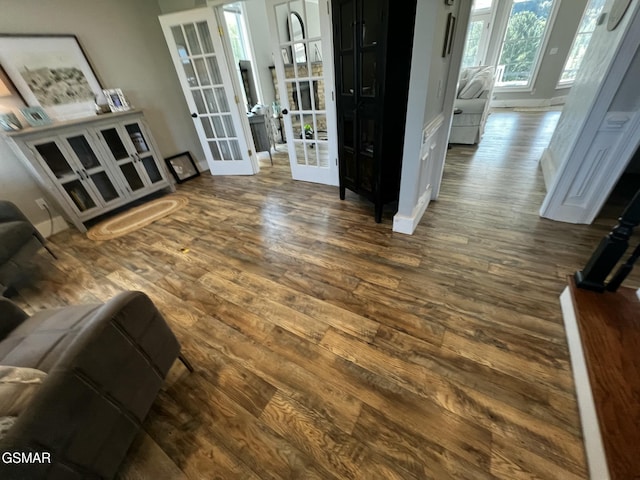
left=331, top=0, right=418, bottom=222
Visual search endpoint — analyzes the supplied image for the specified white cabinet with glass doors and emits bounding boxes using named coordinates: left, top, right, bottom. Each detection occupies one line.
left=5, top=110, right=173, bottom=232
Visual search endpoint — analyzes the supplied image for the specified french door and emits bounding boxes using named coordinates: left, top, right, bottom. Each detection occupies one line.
left=266, top=0, right=339, bottom=186
left=159, top=8, right=257, bottom=175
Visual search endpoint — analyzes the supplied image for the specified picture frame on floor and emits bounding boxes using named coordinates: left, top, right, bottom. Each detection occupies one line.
left=165, top=152, right=200, bottom=184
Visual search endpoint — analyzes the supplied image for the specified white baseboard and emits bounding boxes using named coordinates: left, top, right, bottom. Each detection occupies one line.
left=35, top=215, right=69, bottom=238
left=560, top=287, right=610, bottom=480
left=393, top=185, right=432, bottom=235
left=539, top=147, right=558, bottom=191
left=491, top=97, right=567, bottom=108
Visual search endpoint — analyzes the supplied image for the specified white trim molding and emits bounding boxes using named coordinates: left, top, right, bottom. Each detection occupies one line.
left=393, top=114, right=444, bottom=235
left=560, top=288, right=610, bottom=480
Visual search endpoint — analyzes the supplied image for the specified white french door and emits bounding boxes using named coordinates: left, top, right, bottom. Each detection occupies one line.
left=266, top=0, right=339, bottom=186
left=159, top=8, right=257, bottom=176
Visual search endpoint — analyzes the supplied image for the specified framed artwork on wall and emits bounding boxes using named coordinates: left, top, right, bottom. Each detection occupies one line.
left=0, top=34, right=105, bottom=120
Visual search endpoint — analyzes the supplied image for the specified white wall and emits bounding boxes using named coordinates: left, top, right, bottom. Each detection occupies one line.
left=0, top=0, right=205, bottom=234
left=243, top=0, right=277, bottom=104
left=540, top=0, right=640, bottom=223
left=394, top=0, right=471, bottom=234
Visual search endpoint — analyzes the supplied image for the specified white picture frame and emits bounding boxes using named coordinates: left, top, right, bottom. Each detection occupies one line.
left=0, top=34, right=105, bottom=120
left=103, top=88, right=130, bottom=112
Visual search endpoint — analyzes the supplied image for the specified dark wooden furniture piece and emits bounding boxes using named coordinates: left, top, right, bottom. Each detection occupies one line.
left=248, top=113, right=273, bottom=165
left=331, top=0, right=418, bottom=222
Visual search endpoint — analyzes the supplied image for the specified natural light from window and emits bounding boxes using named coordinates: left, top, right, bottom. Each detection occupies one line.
left=558, top=0, right=606, bottom=85
left=496, top=0, right=556, bottom=88
left=461, top=0, right=494, bottom=68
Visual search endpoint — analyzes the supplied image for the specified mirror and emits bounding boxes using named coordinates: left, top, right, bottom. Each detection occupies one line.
left=288, top=11, right=307, bottom=63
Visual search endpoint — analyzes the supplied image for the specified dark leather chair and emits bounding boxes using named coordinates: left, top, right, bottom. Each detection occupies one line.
left=0, top=291, right=187, bottom=479
left=0, top=200, right=54, bottom=296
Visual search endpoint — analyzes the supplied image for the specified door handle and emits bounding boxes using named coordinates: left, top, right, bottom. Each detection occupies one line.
left=281, top=108, right=289, bottom=115
left=191, top=112, right=198, bottom=118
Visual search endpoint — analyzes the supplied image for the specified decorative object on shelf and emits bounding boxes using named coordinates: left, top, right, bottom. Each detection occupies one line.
left=0, top=112, right=22, bottom=131
left=165, top=152, right=200, bottom=184
left=20, top=106, right=51, bottom=127
left=0, top=34, right=105, bottom=120
left=103, top=88, right=130, bottom=112
left=442, top=13, right=456, bottom=57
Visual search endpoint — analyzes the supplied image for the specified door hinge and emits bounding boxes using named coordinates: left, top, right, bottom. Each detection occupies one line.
left=335, top=158, right=338, bottom=166
left=235, top=95, right=240, bottom=104
left=218, top=26, right=224, bottom=37
left=327, top=1, right=330, bottom=14
left=332, top=91, right=335, bottom=101
left=248, top=149, right=252, bottom=156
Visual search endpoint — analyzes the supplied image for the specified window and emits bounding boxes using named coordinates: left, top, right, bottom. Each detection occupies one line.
left=224, top=4, right=250, bottom=62
left=558, top=0, right=606, bottom=86
left=460, top=0, right=494, bottom=68
left=496, top=0, right=557, bottom=88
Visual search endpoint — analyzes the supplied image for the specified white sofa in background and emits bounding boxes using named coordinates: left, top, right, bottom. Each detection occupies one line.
left=449, top=65, right=502, bottom=145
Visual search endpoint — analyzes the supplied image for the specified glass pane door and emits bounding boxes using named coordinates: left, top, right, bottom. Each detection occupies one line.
left=33, top=141, right=75, bottom=180
left=124, top=123, right=164, bottom=185
left=159, top=8, right=255, bottom=175
left=98, top=126, right=146, bottom=193
left=64, top=132, right=123, bottom=206
left=62, top=179, right=97, bottom=213
left=267, top=0, right=339, bottom=185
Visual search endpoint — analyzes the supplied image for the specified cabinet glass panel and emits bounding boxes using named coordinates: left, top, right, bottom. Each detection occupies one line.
left=362, top=1, right=381, bottom=46
left=359, top=156, right=374, bottom=192
left=120, top=163, right=145, bottom=191
left=141, top=156, right=162, bottom=184
left=343, top=118, right=354, bottom=148
left=124, top=124, right=150, bottom=154
left=361, top=51, right=376, bottom=96
left=35, top=142, right=73, bottom=178
left=360, top=118, right=375, bottom=156
left=67, top=135, right=100, bottom=170
left=90, top=172, right=119, bottom=202
left=100, top=128, right=129, bottom=160
left=340, top=2, right=354, bottom=50
left=341, top=54, right=354, bottom=94
left=63, top=180, right=96, bottom=212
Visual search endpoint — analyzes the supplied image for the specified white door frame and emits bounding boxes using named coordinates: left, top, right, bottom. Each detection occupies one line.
left=159, top=7, right=259, bottom=176
left=265, top=0, right=339, bottom=186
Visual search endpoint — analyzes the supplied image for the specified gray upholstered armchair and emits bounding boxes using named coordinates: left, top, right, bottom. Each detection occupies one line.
left=0, top=201, right=54, bottom=296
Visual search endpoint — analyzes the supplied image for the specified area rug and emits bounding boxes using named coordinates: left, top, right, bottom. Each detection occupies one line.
left=87, top=195, right=188, bottom=241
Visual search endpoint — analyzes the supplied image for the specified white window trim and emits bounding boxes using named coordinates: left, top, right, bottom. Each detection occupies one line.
left=556, top=0, right=601, bottom=89
left=493, top=0, right=563, bottom=93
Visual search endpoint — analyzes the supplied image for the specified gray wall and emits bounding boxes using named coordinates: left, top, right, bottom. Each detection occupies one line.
left=243, top=0, right=277, bottom=104
left=0, top=0, right=204, bottom=233
left=492, top=0, right=588, bottom=104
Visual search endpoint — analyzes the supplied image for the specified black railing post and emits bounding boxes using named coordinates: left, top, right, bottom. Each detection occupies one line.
left=606, top=242, right=640, bottom=291
left=575, top=188, right=640, bottom=292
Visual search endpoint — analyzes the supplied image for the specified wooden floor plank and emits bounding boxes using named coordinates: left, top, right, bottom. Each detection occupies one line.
left=13, top=111, right=639, bottom=478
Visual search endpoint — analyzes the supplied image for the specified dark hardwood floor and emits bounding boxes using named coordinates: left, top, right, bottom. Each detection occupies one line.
left=15, top=111, right=640, bottom=479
